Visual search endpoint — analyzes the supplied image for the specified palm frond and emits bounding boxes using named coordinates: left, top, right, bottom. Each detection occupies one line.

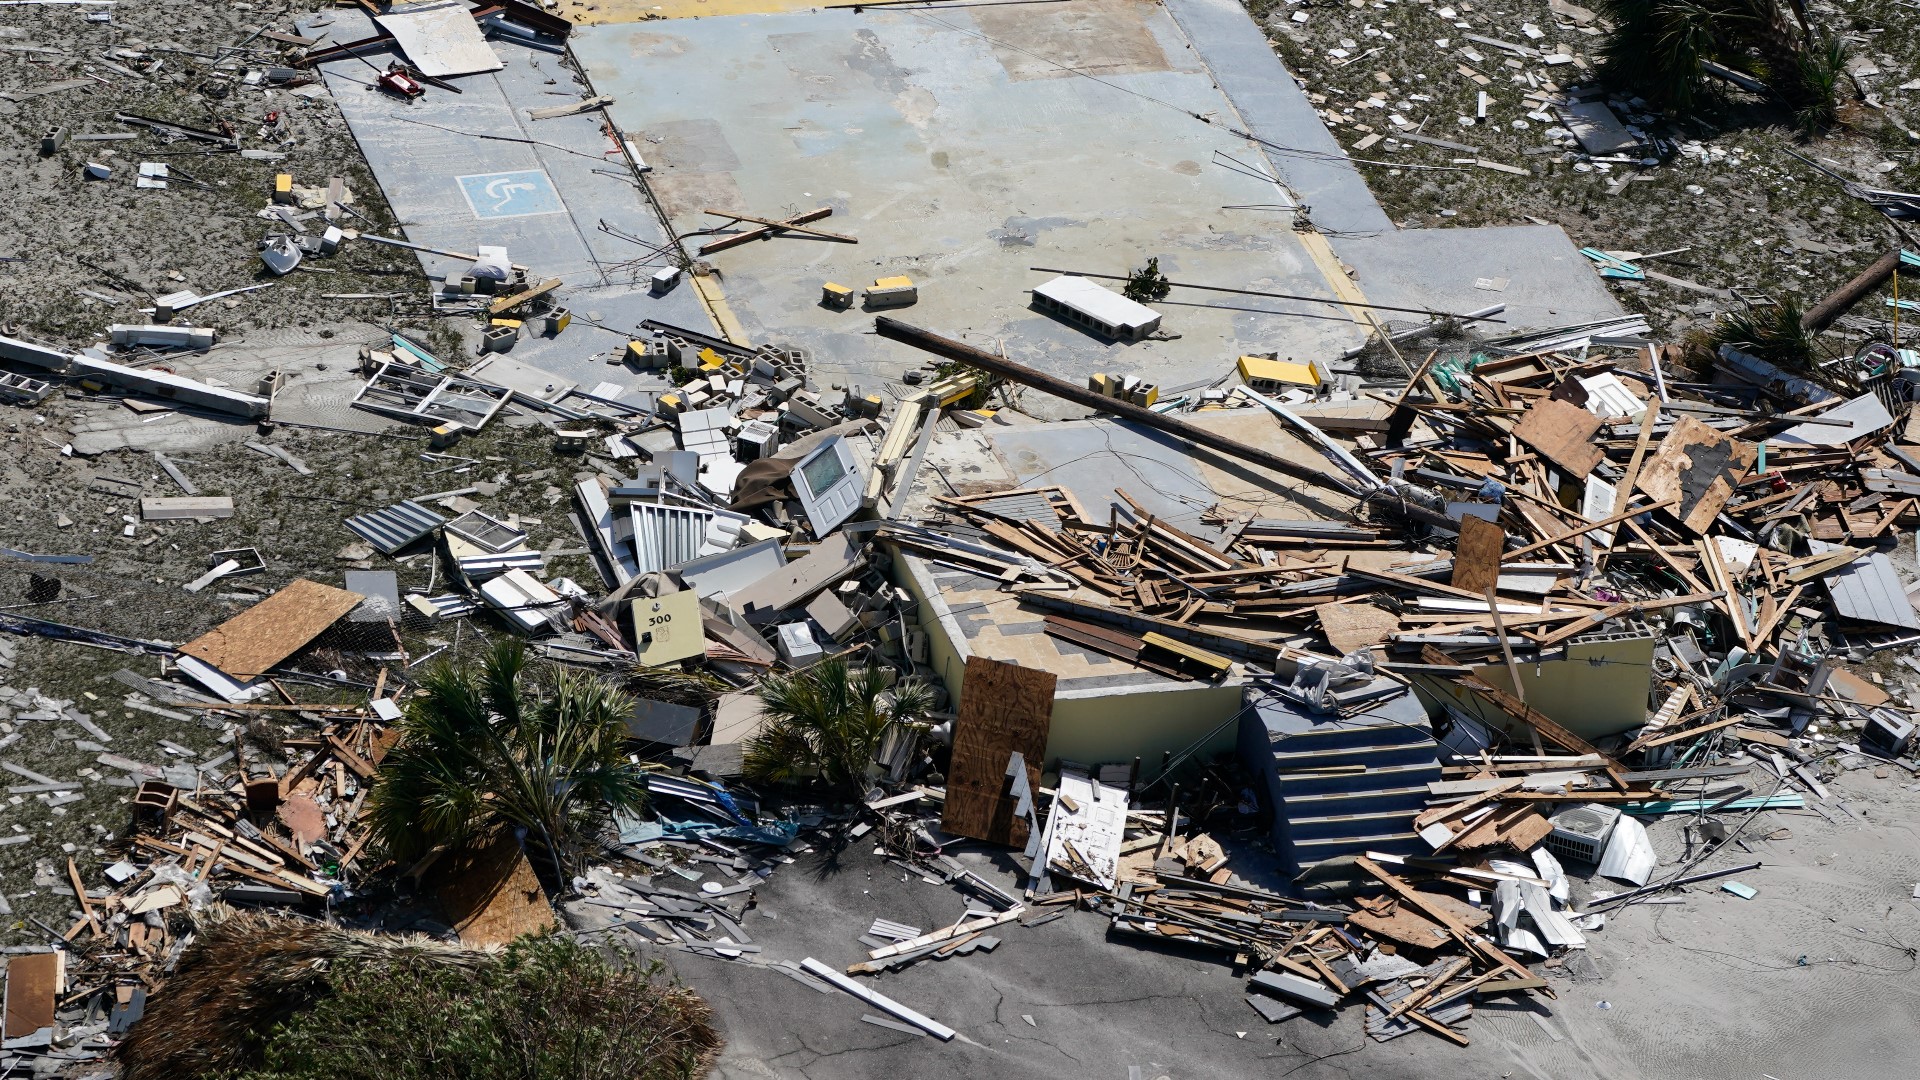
left=366, top=642, right=644, bottom=877
left=742, top=659, right=934, bottom=797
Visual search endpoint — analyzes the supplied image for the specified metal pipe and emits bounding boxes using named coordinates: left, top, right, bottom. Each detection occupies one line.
left=873, top=317, right=1455, bottom=529
left=1802, top=248, right=1905, bottom=334
left=874, top=317, right=1365, bottom=496
left=1028, top=267, right=1508, bottom=323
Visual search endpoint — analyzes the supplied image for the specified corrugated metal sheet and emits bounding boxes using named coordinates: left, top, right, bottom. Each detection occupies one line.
left=966, top=490, right=1061, bottom=532
left=1812, top=540, right=1920, bottom=630
left=456, top=551, right=543, bottom=580
left=345, top=500, right=446, bottom=555
left=630, top=503, right=715, bottom=574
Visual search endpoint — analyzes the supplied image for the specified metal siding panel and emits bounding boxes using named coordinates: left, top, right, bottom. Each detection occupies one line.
left=345, top=500, right=447, bottom=555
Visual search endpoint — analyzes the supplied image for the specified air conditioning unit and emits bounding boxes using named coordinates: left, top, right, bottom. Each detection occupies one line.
left=1545, top=803, right=1622, bottom=865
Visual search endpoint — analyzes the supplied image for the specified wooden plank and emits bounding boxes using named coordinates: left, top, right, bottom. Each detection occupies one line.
left=1503, top=498, right=1678, bottom=561
left=177, top=578, right=364, bottom=678
left=1451, top=805, right=1553, bottom=851
left=1412, top=778, right=1522, bottom=830
left=486, top=276, right=563, bottom=316
left=1405, top=1005, right=1472, bottom=1046
left=1636, top=712, right=1745, bottom=748
left=1511, top=397, right=1602, bottom=477
left=66, top=859, right=100, bottom=939
left=1354, top=857, right=1546, bottom=994
left=941, top=657, right=1056, bottom=846
left=701, top=207, right=854, bottom=243
left=859, top=907, right=1027, bottom=966
left=697, top=207, right=834, bottom=254
left=1450, top=514, right=1505, bottom=594
left=1386, top=957, right=1470, bottom=1019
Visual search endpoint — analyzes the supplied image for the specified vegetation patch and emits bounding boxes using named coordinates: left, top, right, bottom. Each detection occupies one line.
left=116, top=909, right=719, bottom=1080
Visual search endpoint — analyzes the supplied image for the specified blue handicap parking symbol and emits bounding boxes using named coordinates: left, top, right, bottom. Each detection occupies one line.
left=456, top=170, right=564, bottom=219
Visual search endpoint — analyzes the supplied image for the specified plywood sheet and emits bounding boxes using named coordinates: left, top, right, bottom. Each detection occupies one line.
left=374, top=0, right=504, bottom=78
left=1315, top=601, right=1399, bottom=655
left=1634, top=415, right=1755, bottom=534
left=1347, top=903, right=1449, bottom=948
left=178, top=578, right=363, bottom=678
left=942, top=656, right=1055, bottom=846
left=436, top=831, right=556, bottom=948
left=2, top=951, right=61, bottom=1041
left=1512, top=397, right=1603, bottom=478
left=1450, top=513, right=1505, bottom=595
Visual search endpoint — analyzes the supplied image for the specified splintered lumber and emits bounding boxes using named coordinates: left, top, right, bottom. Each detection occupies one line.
left=857, top=907, right=1026, bottom=965
left=800, top=958, right=956, bottom=1041
left=1413, top=778, right=1522, bottom=830
left=1354, top=857, right=1548, bottom=995
left=1419, top=646, right=1628, bottom=789
left=1502, top=498, right=1678, bottom=561
left=1385, top=957, right=1471, bottom=1020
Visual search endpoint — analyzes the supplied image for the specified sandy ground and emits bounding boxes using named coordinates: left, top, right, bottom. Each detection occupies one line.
left=1256, top=0, right=1920, bottom=340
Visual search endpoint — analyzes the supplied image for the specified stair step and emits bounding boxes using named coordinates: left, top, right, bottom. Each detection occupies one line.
left=1275, top=764, right=1441, bottom=796
left=1291, top=830, right=1422, bottom=858
left=1258, top=721, right=1434, bottom=752
left=1265, top=740, right=1440, bottom=770
left=1276, top=784, right=1431, bottom=814
left=1284, top=809, right=1424, bottom=840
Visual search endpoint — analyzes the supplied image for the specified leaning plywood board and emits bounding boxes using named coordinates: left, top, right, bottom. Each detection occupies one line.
left=942, top=657, right=1055, bottom=847
left=373, top=0, right=503, bottom=77
left=1511, top=397, right=1602, bottom=478
left=435, top=830, right=556, bottom=948
left=2, top=950, right=62, bottom=1043
left=1450, top=513, right=1505, bottom=595
left=178, top=578, right=363, bottom=678
left=1634, top=415, right=1756, bottom=534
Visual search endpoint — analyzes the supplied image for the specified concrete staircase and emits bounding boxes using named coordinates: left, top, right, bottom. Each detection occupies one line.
left=1238, top=679, right=1443, bottom=874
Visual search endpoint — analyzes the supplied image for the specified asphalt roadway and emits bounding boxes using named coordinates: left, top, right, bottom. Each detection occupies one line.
left=566, top=765, right=1920, bottom=1080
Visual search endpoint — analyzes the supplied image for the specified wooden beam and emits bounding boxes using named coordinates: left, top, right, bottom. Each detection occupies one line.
left=700, top=207, right=855, bottom=243
left=697, top=208, right=838, bottom=254
left=487, top=277, right=563, bottom=316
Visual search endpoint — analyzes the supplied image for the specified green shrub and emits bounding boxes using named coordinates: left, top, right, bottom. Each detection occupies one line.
left=238, top=936, right=717, bottom=1080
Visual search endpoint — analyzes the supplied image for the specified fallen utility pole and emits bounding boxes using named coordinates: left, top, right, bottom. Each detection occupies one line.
left=1027, top=266, right=1506, bottom=324
left=872, top=317, right=1453, bottom=529
left=1802, top=248, right=1909, bottom=334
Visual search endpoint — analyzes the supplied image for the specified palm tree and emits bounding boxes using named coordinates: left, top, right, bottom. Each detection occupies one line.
left=741, top=658, right=934, bottom=798
left=366, top=640, right=646, bottom=882
left=1595, top=0, right=1847, bottom=130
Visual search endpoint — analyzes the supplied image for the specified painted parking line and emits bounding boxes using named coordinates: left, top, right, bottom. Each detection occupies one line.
left=456, top=169, right=566, bottom=219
